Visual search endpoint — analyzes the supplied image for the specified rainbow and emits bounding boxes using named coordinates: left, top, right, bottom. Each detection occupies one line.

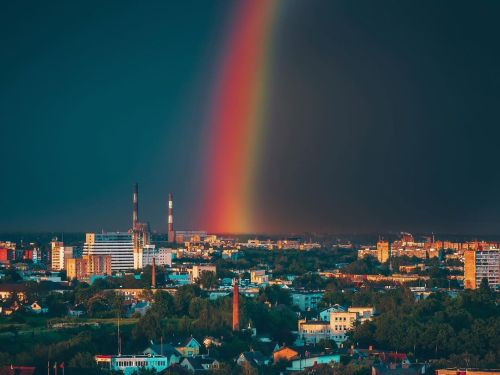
left=200, top=0, right=280, bottom=233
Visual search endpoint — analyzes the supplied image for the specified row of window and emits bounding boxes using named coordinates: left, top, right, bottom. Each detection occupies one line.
left=115, top=360, right=166, bottom=367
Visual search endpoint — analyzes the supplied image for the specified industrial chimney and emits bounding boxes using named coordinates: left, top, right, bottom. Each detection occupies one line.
left=167, top=192, right=175, bottom=243
left=232, top=280, right=239, bottom=331
left=151, top=257, right=156, bottom=288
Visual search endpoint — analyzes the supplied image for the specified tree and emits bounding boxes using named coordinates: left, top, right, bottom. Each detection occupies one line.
left=69, top=352, right=97, bottom=368
left=151, top=290, right=175, bottom=317
left=196, top=271, right=219, bottom=289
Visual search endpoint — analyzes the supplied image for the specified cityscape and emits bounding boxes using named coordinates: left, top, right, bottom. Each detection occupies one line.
left=1, top=1, right=499, bottom=375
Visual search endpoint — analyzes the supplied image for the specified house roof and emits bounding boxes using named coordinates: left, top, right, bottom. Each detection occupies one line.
left=241, top=351, right=267, bottom=365
left=181, top=356, right=218, bottom=370
left=171, top=335, right=200, bottom=348
left=145, top=343, right=181, bottom=357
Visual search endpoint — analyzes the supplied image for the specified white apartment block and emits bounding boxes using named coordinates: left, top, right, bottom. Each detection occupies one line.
left=51, top=244, right=74, bottom=271
left=135, top=246, right=174, bottom=269
left=83, top=232, right=134, bottom=271
left=298, top=306, right=375, bottom=345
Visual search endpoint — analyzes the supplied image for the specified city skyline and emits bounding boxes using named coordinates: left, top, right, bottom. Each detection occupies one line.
left=2, top=1, right=500, bottom=234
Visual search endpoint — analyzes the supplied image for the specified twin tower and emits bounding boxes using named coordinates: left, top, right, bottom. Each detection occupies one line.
left=132, top=183, right=175, bottom=244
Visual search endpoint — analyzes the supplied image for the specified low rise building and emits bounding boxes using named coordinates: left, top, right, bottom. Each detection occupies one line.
left=250, top=270, right=269, bottom=284
left=298, top=306, right=374, bottom=345
left=95, top=354, right=171, bottom=375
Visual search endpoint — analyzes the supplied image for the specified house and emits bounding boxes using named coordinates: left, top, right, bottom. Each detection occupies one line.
left=172, top=337, right=201, bottom=357
left=142, top=343, right=182, bottom=367
left=180, top=356, right=220, bottom=373
left=286, top=353, right=340, bottom=371
left=29, top=302, right=48, bottom=314
left=236, top=351, right=269, bottom=367
left=273, top=346, right=299, bottom=363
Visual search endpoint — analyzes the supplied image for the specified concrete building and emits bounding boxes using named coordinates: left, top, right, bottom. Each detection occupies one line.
left=464, top=248, right=499, bottom=289
left=51, top=245, right=75, bottom=271
left=298, top=306, right=374, bottom=345
left=95, top=354, right=171, bottom=375
left=189, top=264, right=216, bottom=281
left=377, top=240, right=390, bottom=263
left=83, top=232, right=134, bottom=271
left=66, top=255, right=111, bottom=280
left=134, top=246, right=173, bottom=269
left=250, top=270, right=269, bottom=284
left=291, top=291, right=323, bottom=311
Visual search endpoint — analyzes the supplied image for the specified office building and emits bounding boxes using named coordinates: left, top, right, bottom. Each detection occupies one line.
left=83, top=232, right=134, bottom=271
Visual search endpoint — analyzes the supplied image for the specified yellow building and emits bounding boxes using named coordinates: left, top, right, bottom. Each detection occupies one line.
left=464, top=249, right=499, bottom=289
left=377, top=240, right=390, bottom=263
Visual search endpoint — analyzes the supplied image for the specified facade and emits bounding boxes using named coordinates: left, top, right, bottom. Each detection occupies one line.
left=250, top=270, right=269, bottom=284
left=135, top=246, right=173, bottom=269
left=173, top=337, right=201, bottom=357
left=50, top=240, right=75, bottom=271
left=95, top=354, right=171, bottom=375
left=291, top=292, right=323, bottom=311
left=377, top=241, right=390, bottom=263
left=464, top=249, right=499, bottom=289
left=66, top=255, right=112, bottom=280
left=298, top=307, right=374, bottom=345
left=83, top=232, right=134, bottom=271
left=189, top=265, right=217, bottom=281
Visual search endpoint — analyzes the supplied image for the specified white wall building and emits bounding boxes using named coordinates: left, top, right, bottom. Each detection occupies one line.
left=298, top=306, right=375, bottom=345
left=83, top=232, right=134, bottom=271
left=95, top=354, right=172, bottom=375
left=51, top=245, right=74, bottom=271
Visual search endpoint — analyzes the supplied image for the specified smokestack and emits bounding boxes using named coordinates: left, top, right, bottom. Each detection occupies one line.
left=167, top=192, right=175, bottom=243
left=133, top=183, right=138, bottom=229
left=151, top=257, right=156, bottom=288
left=232, top=280, right=239, bottom=331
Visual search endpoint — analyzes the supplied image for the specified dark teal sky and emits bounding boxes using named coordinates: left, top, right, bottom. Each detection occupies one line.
left=2, top=1, right=500, bottom=234
left=0, top=1, right=229, bottom=232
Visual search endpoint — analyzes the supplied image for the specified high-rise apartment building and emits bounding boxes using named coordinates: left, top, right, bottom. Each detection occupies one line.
left=376, top=240, right=390, bottom=263
left=66, top=254, right=112, bottom=280
left=83, top=232, right=134, bottom=271
left=464, top=248, right=499, bottom=289
left=51, top=243, right=75, bottom=271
